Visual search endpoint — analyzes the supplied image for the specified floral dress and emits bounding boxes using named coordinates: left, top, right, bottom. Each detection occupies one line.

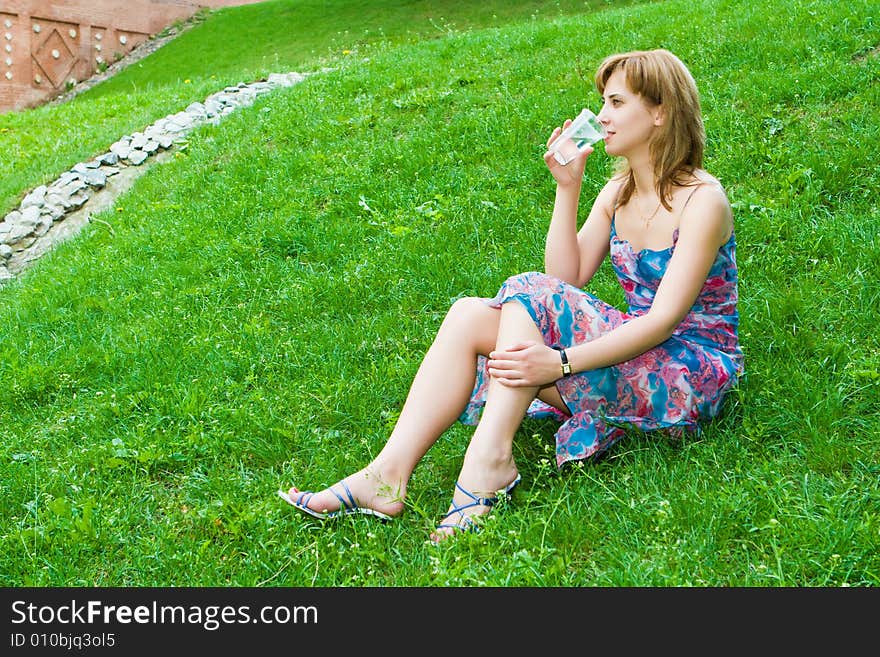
left=459, top=217, right=744, bottom=468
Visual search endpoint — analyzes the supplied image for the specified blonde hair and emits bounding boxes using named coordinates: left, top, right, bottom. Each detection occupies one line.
left=595, top=49, right=705, bottom=210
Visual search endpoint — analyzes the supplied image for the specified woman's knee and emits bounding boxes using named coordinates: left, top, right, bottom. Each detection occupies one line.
left=445, top=297, right=491, bottom=325
left=440, top=297, right=499, bottom=341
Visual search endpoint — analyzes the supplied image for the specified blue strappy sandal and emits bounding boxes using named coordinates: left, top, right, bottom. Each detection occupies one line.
left=434, top=474, right=522, bottom=535
left=277, top=480, right=393, bottom=522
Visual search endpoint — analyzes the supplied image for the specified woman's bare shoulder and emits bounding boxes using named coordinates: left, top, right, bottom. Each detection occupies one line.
left=690, top=169, right=728, bottom=195
left=680, top=171, right=734, bottom=243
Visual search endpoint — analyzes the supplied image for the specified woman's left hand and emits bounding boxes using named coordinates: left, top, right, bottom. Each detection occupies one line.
left=487, top=341, right=562, bottom=387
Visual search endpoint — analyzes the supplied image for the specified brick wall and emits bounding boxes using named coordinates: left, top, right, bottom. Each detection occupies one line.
left=0, top=0, right=266, bottom=113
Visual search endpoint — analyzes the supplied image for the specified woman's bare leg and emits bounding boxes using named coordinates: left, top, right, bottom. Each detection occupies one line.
left=288, top=298, right=503, bottom=516
left=431, top=301, right=545, bottom=540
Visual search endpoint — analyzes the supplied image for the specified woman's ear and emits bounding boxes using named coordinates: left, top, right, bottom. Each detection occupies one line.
left=653, top=105, right=665, bottom=126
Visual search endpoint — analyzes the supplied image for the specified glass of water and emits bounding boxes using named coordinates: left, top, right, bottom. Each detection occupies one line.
left=548, top=108, right=606, bottom=165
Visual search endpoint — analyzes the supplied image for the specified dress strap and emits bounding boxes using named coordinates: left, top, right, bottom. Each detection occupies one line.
left=679, top=182, right=703, bottom=216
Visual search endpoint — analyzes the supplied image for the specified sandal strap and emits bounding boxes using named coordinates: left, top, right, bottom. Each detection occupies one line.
left=437, top=476, right=521, bottom=532
left=454, top=480, right=499, bottom=508
left=439, top=481, right=499, bottom=525
left=330, top=481, right=358, bottom=511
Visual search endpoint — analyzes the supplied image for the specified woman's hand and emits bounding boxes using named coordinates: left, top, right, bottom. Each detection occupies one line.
left=487, top=341, right=562, bottom=387
left=544, top=119, right=592, bottom=188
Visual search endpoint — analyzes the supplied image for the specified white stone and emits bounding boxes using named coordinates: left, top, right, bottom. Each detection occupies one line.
left=61, top=180, right=87, bottom=197
left=21, top=185, right=47, bottom=209
left=7, top=222, right=35, bottom=243
left=32, top=24, right=40, bottom=34
left=56, top=171, right=80, bottom=187
left=119, top=35, right=127, bottom=45
left=51, top=49, right=60, bottom=59
left=4, top=71, right=11, bottom=80
left=42, top=204, right=65, bottom=221
left=128, top=150, right=148, bottom=165
left=80, top=169, right=107, bottom=187
left=19, top=206, right=41, bottom=227
left=5, top=57, right=11, bottom=66
left=268, top=73, right=305, bottom=87
left=95, top=33, right=102, bottom=41
left=67, top=194, right=88, bottom=210
left=110, top=140, right=132, bottom=159
left=69, top=29, right=77, bottom=39
left=185, top=102, right=207, bottom=117
left=0, top=244, right=12, bottom=260
left=35, top=217, right=53, bottom=236
left=3, top=20, right=11, bottom=29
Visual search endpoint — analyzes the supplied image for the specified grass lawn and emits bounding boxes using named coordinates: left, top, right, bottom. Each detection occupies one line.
left=0, top=0, right=878, bottom=586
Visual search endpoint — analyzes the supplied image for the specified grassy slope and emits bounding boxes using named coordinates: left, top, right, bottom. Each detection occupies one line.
left=0, top=0, right=642, bottom=215
left=0, top=0, right=878, bottom=585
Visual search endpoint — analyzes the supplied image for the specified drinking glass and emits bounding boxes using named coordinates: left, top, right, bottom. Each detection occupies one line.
left=548, top=108, right=606, bottom=165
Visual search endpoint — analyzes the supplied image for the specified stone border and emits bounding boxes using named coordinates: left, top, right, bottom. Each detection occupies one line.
left=0, top=71, right=308, bottom=283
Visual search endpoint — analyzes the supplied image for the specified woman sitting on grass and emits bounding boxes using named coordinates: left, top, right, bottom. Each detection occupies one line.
left=279, top=48, right=744, bottom=542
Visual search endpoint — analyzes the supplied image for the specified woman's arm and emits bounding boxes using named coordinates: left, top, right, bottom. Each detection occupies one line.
left=542, top=140, right=618, bottom=286
left=489, top=184, right=733, bottom=386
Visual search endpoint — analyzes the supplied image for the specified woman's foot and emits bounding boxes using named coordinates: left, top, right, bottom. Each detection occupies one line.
left=430, top=456, right=519, bottom=543
left=286, top=466, right=406, bottom=519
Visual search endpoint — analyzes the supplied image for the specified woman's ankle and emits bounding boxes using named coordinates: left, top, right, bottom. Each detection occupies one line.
left=360, top=463, right=408, bottom=501
left=463, top=441, right=515, bottom=472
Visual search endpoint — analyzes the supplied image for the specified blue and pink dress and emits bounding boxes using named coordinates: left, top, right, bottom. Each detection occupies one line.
left=459, top=215, right=744, bottom=467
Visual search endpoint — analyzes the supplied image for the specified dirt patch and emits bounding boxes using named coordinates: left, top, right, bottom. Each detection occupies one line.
left=852, top=43, right=880, bottom=64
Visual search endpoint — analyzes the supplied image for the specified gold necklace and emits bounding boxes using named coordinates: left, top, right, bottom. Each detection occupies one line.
left=634, top=189, right=663, bottom=227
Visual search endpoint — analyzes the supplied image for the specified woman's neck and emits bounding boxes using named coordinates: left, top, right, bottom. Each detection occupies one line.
left=629, top=160, right=657, bottom=201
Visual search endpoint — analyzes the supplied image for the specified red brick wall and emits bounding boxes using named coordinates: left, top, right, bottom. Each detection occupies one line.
left=0, top=0, right=267, bottom=113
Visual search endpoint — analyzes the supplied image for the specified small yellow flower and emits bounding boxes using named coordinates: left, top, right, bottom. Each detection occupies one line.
left=184, top=78, right=191, bottom=84
left=342, top=49, right=351, bottom=55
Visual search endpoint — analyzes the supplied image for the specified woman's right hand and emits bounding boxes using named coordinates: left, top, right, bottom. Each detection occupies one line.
left=543, top=119, right=592, bottom=188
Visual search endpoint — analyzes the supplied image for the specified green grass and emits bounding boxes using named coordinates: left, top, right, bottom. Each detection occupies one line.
left=0, top=0, right=644, bottom=216
left=1, top=0, right=878, bottom=586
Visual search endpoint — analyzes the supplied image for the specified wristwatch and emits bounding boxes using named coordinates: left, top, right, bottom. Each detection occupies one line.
left=553, top=346, right=572, bottom=377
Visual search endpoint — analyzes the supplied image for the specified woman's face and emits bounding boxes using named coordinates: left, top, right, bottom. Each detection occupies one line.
left=596, top=69, right=662, bottom=159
